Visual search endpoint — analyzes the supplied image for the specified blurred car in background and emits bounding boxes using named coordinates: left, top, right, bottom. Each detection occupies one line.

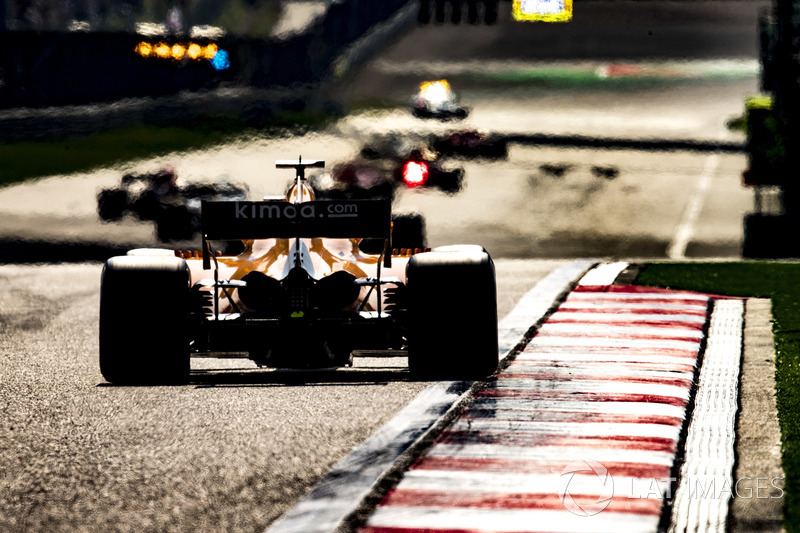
left=97, top=166, right=248, bottom=241
left=310, top=135, right=465, bottom=201
left=411, top=80, right=469, bottom=120
left=431, top=130, right=509, bottom=159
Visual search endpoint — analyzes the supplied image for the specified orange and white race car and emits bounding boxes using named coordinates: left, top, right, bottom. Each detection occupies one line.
left=99, top=159, right=498, bottom=385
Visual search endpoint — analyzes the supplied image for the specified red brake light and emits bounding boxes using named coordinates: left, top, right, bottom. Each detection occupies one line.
left=403, top=161, right=429, bottom=188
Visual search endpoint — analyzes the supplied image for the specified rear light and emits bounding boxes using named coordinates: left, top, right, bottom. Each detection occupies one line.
left=403, top=161, right=429, bottom=188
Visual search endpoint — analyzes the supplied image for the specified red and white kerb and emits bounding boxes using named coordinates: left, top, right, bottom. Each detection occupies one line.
left=360, top=286, right=712, bottom=533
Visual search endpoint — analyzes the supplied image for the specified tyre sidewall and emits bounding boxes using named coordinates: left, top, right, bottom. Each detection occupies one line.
left=406, top=249, right=498, bottom=379
left=99, top=256, right=190, bottom=384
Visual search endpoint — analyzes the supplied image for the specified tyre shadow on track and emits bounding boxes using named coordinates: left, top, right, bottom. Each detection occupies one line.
left=95, top=369, right=425, bottom=388
left=95, top=357, right=429, bottom=387
left=187, top=366, right=426, bottom=388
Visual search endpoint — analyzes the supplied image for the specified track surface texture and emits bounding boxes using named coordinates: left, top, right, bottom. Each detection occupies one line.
left=0, top=259, right=561, bottom=533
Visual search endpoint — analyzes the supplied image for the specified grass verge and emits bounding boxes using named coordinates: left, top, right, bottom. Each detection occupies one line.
left=0, top=109, right=335, bottom=187
left=635, top=262, right=800, bottom=531
left=462, top=65, right=756, bottom=91
left=0, top=124, right=241, bottom=187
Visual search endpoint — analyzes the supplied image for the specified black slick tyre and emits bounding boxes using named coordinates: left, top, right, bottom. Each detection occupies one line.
left=392, top=213, right=427, bottom=250
left=131, top=190, right=159, bottom=221
left=406, top=247, right=498, bottom=379
left=97, top=188, right=128, bottom=221
left=155, top=205, right=195, bottom=241
left=99, top=255, right=191, bottom=385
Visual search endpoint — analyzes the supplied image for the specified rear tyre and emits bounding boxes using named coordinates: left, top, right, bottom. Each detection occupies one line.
left=430, top=168, right=464, bottom=194
left=131, top=190, right=160, bottom=221
left=392, top=213, right=427, bottom=250
left=99, top=255, right=191, bottom=385
left=155, top=206, right=195, bottom=241
left=406, top=247, right=498, bottom=379
left=97, top=188, right=128, bottom=221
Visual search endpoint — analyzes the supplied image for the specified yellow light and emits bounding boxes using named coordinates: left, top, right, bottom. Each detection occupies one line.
left=419, top=80, right=450, bottom=93
left=187, top=42, right=202, bottom=60
left=171, top=44, right=186, bottom=60
left=419, top=80, right=451, bottom=101
left=137, top=40, right=220, bottom=62
left=513, top=0, right=572, bottom=22
left=203, top=43, right=218, bottom=60
left=154, top=42, right=170, bottom=59
left=135, top=42, right=153, bottom=57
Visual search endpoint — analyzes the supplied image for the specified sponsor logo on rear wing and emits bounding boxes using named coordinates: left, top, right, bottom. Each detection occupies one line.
left=201, top=199, right=391, bottom=240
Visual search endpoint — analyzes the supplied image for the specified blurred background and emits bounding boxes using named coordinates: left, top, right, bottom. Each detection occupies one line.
left=2, top=3, right=799, bottom=531
left=0, top=0, right=781, bottom=261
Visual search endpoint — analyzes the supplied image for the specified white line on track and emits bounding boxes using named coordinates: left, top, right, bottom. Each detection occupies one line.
left=667, top=150, right=720, bottom=259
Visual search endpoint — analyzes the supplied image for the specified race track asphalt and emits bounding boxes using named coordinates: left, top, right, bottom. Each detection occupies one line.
left=0, top=259, right=565, bottom=532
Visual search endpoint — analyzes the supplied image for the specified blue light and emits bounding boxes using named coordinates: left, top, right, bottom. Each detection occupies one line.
left=211, top=49, right=230, bottom=71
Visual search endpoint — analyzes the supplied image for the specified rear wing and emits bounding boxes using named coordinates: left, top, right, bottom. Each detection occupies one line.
left=276, top=159, right=324, bottom=173
left=201, top=199, right=392, bottom=267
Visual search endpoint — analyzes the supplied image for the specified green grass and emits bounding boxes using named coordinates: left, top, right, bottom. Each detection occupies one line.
left=0, top=110, right=335, bottom=187
left=462, top=66, right=757, bottom=91
left=0, top=124, right=243, bottom=187
left=635, top=262, right=800, bottom=531
left=464, top=70, right=688, bottom=90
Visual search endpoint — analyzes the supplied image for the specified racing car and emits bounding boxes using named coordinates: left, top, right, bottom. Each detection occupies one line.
left=431, top=130, right=509, bottom=160
left=96, top=167, right=249, bottom=241
left=99, top=158, right=498, bottom=385
left=309, top=135, right=464, bottom=202
left=411, top=80, right=469, bottom=120
left=310, top=152, right=464, bottom=201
